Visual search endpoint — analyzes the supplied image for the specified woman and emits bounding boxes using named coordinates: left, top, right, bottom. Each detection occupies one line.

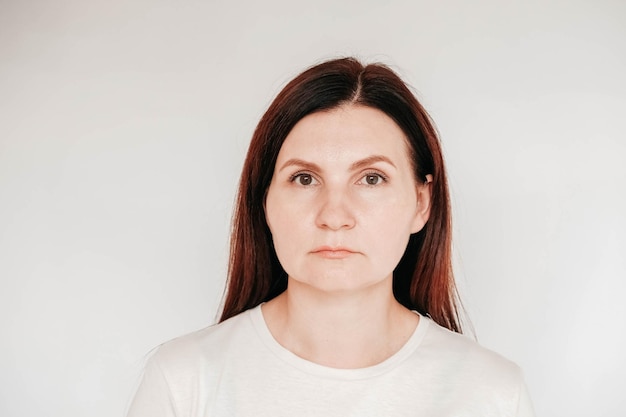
left=127, top=57, right=534, bottom=416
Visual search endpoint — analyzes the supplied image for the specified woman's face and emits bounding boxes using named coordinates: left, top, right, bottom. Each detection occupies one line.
left=265, top=105, right=431, bottom=294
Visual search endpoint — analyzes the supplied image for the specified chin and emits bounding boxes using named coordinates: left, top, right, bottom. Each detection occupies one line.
left=289, top=270, right=389, bottom=295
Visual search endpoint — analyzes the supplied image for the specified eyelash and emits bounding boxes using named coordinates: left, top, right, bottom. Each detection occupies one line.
left=359, top=171, right=388, bottom=186
left=288, top=171, right=388, bottom=186
left=289, top=172, right=318, bottom=186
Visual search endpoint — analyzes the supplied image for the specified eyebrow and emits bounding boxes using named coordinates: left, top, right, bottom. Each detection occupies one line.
left=277, top=155, right=397, bottom=173
left=350, top=155, right=396, bottom=171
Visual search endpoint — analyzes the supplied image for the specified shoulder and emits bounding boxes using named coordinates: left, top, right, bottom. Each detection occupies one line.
left=406, top=318, right=534, bottom=415
left=127, top=309, right=259, bottom=417
left=418, top=317, right=526, bottom=397
left=422, top=318, right=518, bottom=366
left=148, top=307, right=256, bottom=381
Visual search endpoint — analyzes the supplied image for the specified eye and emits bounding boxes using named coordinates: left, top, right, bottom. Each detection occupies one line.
left=358, top=172, right=387, bottom=186
left=290, top=173, right=318, bottom=186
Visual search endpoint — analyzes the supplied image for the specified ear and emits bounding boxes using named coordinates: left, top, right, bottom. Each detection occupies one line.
left=410, top=174, right=433, bottom=234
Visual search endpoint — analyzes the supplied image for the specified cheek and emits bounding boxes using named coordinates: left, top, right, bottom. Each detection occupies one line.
left=367, top=222, right=413, bottom=273
left=264, top=186, right=282, bottom=235
left=367, top=191, right=417, bottom=225
left=264, top=204, right=307, bottom=278
left=363, top=199, right=417, bottom=250
left=265, top=192, right=305, bottom=256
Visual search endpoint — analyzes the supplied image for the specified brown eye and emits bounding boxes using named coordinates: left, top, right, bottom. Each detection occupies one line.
left=364, top=174, right=383, bottom=185
left=296, top=174, right=313, bottom=185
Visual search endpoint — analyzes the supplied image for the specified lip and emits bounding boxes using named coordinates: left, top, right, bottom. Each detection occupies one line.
left=311, top=246, right=357, bottom=259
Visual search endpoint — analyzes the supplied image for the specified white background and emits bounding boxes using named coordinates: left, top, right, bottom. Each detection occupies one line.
left=1, top=1, right=625, bottom=416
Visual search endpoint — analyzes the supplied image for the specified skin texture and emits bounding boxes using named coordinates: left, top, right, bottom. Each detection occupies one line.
left=263, top=105, right=432, bottom=368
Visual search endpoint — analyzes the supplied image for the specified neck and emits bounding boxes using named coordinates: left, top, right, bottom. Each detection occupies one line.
left=261, top=278, right=419, bottom=369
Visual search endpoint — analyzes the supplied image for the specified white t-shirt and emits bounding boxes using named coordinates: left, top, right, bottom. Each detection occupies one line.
left=127, top=305, right=535, bottom=417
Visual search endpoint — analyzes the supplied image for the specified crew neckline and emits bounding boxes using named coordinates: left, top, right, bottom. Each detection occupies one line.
left=247, top=304, right=430, bottom=380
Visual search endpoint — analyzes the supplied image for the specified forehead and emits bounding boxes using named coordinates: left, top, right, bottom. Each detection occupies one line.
left=277, top=105, right=412, bottom=165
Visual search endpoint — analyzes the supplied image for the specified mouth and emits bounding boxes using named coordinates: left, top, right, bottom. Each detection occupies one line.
left=311, top=246, right=357, bottom=259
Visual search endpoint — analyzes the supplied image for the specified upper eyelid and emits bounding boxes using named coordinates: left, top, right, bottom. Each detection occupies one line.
left=287, top=168, right=389, bottom=182
left=289, top=171, right=320, bottom=185
left=357, top=171, right=388, bottom=184
left=289, top=170, right=317, bottom=179
left=359, top=169, right=388, bottom=180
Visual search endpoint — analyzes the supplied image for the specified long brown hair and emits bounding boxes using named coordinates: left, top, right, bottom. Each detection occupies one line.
left=220, top=57, right=462, bottom=333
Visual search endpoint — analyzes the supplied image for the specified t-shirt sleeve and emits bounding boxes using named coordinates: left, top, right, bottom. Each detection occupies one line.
left=515, top=377, right=536, bottom=417
left=127, top=354, right=178, bottom=417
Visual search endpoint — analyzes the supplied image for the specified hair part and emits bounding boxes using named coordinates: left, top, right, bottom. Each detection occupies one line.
left=220, top=57, right=463, bottom=333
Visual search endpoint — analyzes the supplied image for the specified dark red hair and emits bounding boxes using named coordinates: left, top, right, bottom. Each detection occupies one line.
left=220, top=57, right=462, bottom=333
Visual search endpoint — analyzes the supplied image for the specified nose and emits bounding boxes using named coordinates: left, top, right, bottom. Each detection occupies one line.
left=315, top=187, right=356, bottom=231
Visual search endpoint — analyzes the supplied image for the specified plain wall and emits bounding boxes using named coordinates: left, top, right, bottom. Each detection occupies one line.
left=1, top=1, right=625, bottom=416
